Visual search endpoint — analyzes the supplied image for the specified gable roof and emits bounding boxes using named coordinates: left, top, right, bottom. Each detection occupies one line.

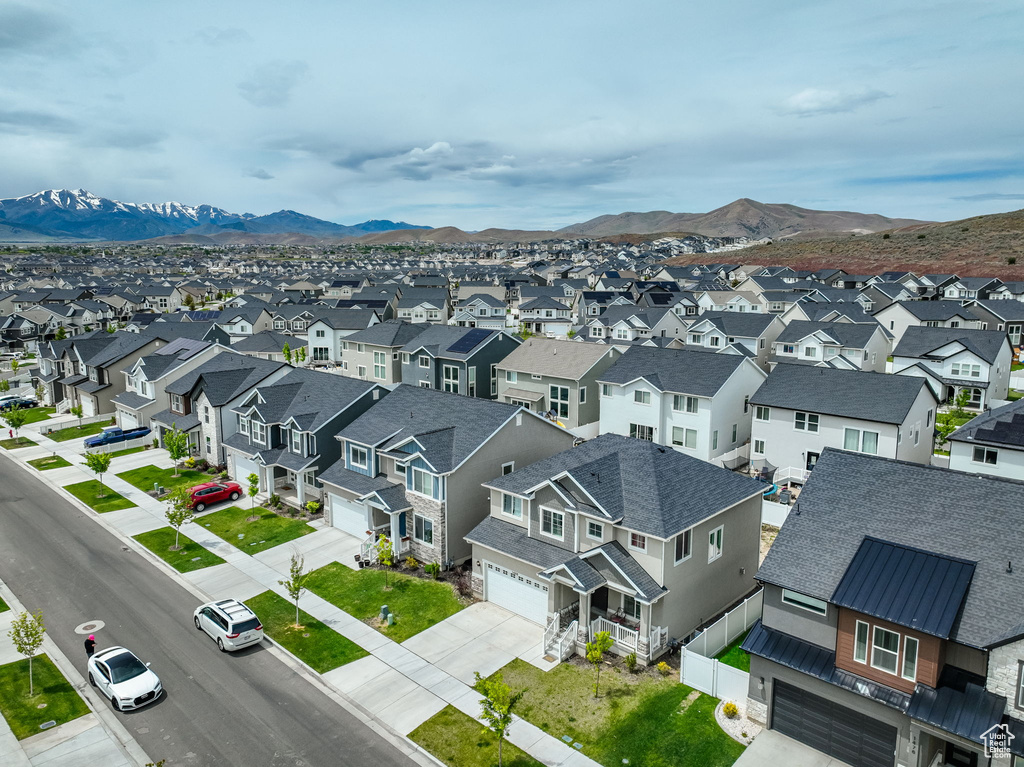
left=689, top=311, right=777, bottom=337
left=165, top=352, right=285, bottom=405
left=948, top=397, right=1024, bottom=450
left=775, top=320, right=880, bottom=348
left=343, top=319, right=426, bottom=348
left=598, top=346, right=754, bottom=397
left=400, top=325, right=513, bottom=360
left=877, top=300, right=978, bottom=321
left=892, top=326, right=1009, bottom=363
left=238, top=368, right=378, bottom=433
left=497, top=337, right=617, bottom=379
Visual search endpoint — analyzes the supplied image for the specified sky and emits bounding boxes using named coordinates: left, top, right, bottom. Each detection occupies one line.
left=1, top=0, right=1022, bottom=230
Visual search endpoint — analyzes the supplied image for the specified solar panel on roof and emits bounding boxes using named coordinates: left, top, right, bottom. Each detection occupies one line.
left=446, top=328, right=492, bottom=354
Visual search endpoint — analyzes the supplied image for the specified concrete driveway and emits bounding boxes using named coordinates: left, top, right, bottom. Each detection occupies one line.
left=734, top=730, right=854, bottom=767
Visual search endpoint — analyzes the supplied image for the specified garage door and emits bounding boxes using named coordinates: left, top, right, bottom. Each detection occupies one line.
left=329, top=494, right=369, bottom=538
left=81, top=396, right=96, bottom=417
left=484, top=562, right=548, bottom=625
left=231, top=454, right=259, bottom=487
left=772, top=680, right=897, bottom=767
left=119, top=410, right=138, bottom=430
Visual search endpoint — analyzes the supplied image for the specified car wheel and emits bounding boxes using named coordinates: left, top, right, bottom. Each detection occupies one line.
left=88, top=672, right=96, bottom=687
left=230, top=492, right=239, bottom=501
left=195, top=502, right=206, bottom=512
left=217, top=638, right=226, bottom=653
left=112, top=697, right=121, bottom=711
left=194, top=615, right=202, bottom=630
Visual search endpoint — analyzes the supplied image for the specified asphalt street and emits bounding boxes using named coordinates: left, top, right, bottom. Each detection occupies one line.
left=0, top=453, right=419, bottom=767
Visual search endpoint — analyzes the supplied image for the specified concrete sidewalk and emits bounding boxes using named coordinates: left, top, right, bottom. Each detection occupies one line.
left=8, top=419, right=598, bottom=767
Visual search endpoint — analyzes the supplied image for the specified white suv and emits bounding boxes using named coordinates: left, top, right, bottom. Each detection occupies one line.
left=193, top=599, right=264, bottom=652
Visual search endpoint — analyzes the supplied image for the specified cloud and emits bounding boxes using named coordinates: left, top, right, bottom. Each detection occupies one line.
left=852, top=166, right=1024, bottom=185
left=237, top=60, right=308, bottom=108
left=0, top=108, right=76, bottom=135
left=951, top=192, right=1024, bottom=201
left=0, top=5, right=65, bottom=53
left=195, top=27, right=251, bottom=46
left=84, top=127, right=166, bottom=150
left=245, top=168, right=274, bottom=180
left=780, top=87, right=890, bottom=117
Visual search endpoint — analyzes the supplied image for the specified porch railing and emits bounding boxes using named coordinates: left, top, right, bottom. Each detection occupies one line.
left=591, top=616, right=639, bottom=651
left=775, top=466, right=810, bottom=485
left=543, top=614, right=560, bottom=653
left=558, top=621, right=578, bottom=661
left=360, top=532, right=377, bottom=562
left=649, top=626, right=668, bottom=654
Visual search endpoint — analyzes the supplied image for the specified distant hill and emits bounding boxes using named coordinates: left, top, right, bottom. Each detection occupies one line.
left=559, top=198, right=930, bottom=239
left=352, top=226, right=561, bottom=245
left=0, top=189, right=430, bottom=242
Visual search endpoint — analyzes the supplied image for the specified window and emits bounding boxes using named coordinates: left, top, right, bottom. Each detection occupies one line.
left=854, top=621, right=869, bottom=663
left=501, top=461, right=515, bottom=475
left=290, top=429, right=302, bottom=454
left=413, top=514, right=433, bottom=545
left=753, top=439, right=765, bottom=455
left=419, top=356, right=430, bottom=368
left=926, top=409, right=933, bottom=428
left=505, top=370, right=517, bottom=383
left=357, top=365, right=366, bottom=378
left=313, top=346, right=329, bottom=361
left=410, top=467, right=433, bottom=497
left=630, top=423, right=654, bottom=441
left=709, top=335, right=720, bottom=347
left=634, top=390, right=651, bottom=405
left=707, top=526, right=723, bottom=562
left=1017, top=662, right=1024, bottom=708
left=501, top=494, right=522, bottom=518
left=674, top=529, right=692, bottom=563
left=541, top=508, right=563, bottom=539
left=672, top=426, right=697, bottom=449
left=622, top=595, right=641, bottom=620
left=615, top=327, right=629, bottom=340
left=902, top=636, right=918, bottom=681
left=951, top=362, right=981, bottom=378
left=579, top=386, right=586, bottom=404
left=239, top=416, right=249, bottom=435
left=402, top=353, right=411, bottom=365
left=443, top=365, right=459, bottom=393
left=690, top=333, right=702, bottom=344
left=601, top=384, right=612, bottom=397
left=755, top=406, right=770, bottom=422
left=673, top=394, right=698, bottom=413
left=171, top=393, right=183, bottom=412
left=315, top=329, right=325, bottom=338
left=587, top=521, right=603, bottom=540
left=731, top=423, right=738, bottom=444
left=373, top=351, right=386, bottom=379
left=844, top=428, right=878, bottom=454
left=629, top=532, right=646, bottom=551
left=204, top=406, right=210, bottom=424
left=350, top=445, right=368, bottom=469
left=973, top=446, right=998, bottom=465
left=781, top=589, right=827, bottom=616
left=550, top=385, right=569, bottom=418
left=250, top=421, right=266, bottom=445
left=871, top=626, right=900, bottom=674
left=794, top=412, right=819, bottom=432
left=803, top=346, right=817, bottom=358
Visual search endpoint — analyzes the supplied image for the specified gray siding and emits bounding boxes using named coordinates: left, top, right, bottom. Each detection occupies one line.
left=761, top=583, right=838, bottom=650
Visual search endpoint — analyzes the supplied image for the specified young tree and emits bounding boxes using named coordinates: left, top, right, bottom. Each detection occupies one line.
left=474, top=672, right=525, bottom=767
left=164, top=485, right=194, bottom=550
left=246, top=472, right=260, bottom=521
left=375, top=535, right=394, bottom=590
left=10, top=358, right=19, bottom=375
left=2, top=406, right=29, bottom=438
left=0, top=378, right=9, bottom=393
left=163, top=424, right=190, bottom=477
left=586, top=630, right=615, bottom=697
left=84, top=450, right=113, bottom=497
left=952, top=387, right=971, bottom=420
left=55, top=326, right=67, bottom=340
left=34, top=384, right=45, bottom=404
left=8, top=611, right=45, bottom=696
left=282, top=343, right=292, bottom=365
left=183, top=294, right=196, bottom=310
left=70, top=403, right=84, bottom=427
left=295, top=346, right=306, bottom=364
left=278, top=552, right=309, bottom=627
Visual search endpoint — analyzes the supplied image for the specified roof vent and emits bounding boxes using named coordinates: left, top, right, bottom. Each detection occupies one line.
left=1009, top=561, right=1014, bottom=574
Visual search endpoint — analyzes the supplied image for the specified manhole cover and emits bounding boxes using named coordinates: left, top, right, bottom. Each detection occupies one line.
left=74, top=620, right=105, bottom=635
left=40, top=721, right=56, bottom=730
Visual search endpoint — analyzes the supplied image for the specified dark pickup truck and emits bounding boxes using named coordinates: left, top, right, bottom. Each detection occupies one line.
left=84, top=426, right=152, bottom=448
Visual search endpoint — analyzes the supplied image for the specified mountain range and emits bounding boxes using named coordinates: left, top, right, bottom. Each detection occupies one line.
left=0, top=189, right=430, bottom=242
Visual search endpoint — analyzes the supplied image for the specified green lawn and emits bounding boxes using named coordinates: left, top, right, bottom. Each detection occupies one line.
left=0, top=596, right=8, bottom=613
left=937, top=411, right=975, bottom=430
left=410, top=705, right=542, bottom=767
left=200, top=506, right=312, bottom=554
left=0, top=655, right=90, bottom=740
left=1012, top=361, right=1024, bottom=371
left=714, top=630, right=750, bottom=672
left=305, top=563, right=465, bottom=643
left=12, top=407, right=56, bottom=425
left=63, top=480, right=134, bottom=513
left=46, top=421, right=109, bottom=442
left=133, top=527, right=226, bottom=573
left=1008, top=390, right=1023, bottom=402
left=488, top=659, right=745, bottom=767
left=934, top=449, right=950, bottom=457
left=245, top=591, right=367, bottom=673
left=110, top=445, right=147, bottom=458
left=27, top=455, right=73, bottom=471
left=117, top=465, right=209, bottom=493
left=0, top=437, right=36, bottom=449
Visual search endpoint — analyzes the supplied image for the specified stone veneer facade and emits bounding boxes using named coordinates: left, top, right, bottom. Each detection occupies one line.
left=986, top=639, right=1024, bottom=719
left=405, top=493, right=448, bottom=566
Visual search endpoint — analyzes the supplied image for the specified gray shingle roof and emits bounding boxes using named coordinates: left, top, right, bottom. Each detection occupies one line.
left=892, top=326, right=1008, bottom=364
left=165, top=352, right=285, bottom=405
left=749, top=365, right=929, bottom=424
left=775, top=321, right=879, bottom=348
left=238, top=368, right=377, bottom=433
left=399, top=325, right=510, bottom=361
left=948, top=397, right=1024, bottom=450
left=498, top=337, right=617, bottom=379
left=879, top=300, right=978, bottom=321
left=755, top=449, right=1024, bottom=648
left=343, top=320, right=426, bottom=348
left=466, top=515, right=578, bottom=570
left=691, top=311, right=777, bottom=337
left=598, top=346, right=750, bottom=397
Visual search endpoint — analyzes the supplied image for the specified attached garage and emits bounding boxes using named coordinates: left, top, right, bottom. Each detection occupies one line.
left=329, top=494, right=369, bottom=538
left=229, top=453, right=260, bottom=488
left=118, top=410, right=138, bottom=430
left=771, top=680, right=897, bottom=767
left=483, top=562, right=548, bottom=625
left=81, top=396, right=96, bottom=417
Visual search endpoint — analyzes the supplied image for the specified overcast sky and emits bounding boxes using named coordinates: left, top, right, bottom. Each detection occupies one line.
left=1, top=0, right=1022, bottom=230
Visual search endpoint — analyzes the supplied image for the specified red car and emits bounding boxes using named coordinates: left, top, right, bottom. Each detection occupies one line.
left=188, top=482, right=242, bottom=512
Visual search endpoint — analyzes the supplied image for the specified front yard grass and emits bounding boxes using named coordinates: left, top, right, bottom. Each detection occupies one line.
left=200, top=506, right=312, bottom=554
left=410, top=705, right=542, bottom=767
left=46, top=421, right=108, bottom=442
left=27, top=455, right=73, bottom=471
left=117, top=464, right=209, bottom=493
left=0, top=655, right=90, bottom=740
left=489, top=658, right=745, bottom=767
left=306, top=562, right=465, bottom=643
left=0, top=437, right=36, bottom=449
left=1008, top=390, right=1023, bottom=402
left=133, top=527, right=226, bottom=573
left=13, top=407, right=56, bottom=425
left=63, top=480, right=134, bottom=513
left=109, top=445, right=146, bottom=458
left=714, top=630, right=751, bottom=672
left=245, top=591, right=367, bottom=673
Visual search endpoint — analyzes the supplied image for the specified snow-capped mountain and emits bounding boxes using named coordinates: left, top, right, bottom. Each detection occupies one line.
left=0, top=189, right=429, bottom=241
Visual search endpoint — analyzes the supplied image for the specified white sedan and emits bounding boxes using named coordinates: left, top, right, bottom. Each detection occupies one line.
left=88, top=646, right=163, bottom=711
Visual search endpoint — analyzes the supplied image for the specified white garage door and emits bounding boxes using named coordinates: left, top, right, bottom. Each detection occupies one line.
left=81, top=396, right=96, bottom=417
left=119, top=410, right=138, bottom=430
left=329, top=494, right=369, bottom=538
left=484, top=562, right=548, bottom=625
left=231, top=453, right=259, bottom=486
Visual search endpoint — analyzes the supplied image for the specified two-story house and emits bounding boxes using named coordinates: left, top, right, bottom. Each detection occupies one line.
left=748, top=365, right=937, bottom=484
left=583, top=306, right=687, bottom=345
left=967, top=299, right=1024, bottom=350
left=597, top=346, right=767, bottom=466
left=395, top=288, right=450, bottom=324
left=947, top=398, right=1024, bottom=481
left=335, top=320, right=425, bottom=383
left=450, top=294, right=508, bottom=330
left=684, top=312, right=785, bottom=369
left=57, top=331, right=164, bottom=416
left=769, top=321, right=892, bottom=372
left=317, top=384, right=575, bottom=566
left=303, top=309, right=383, bottom=365
left=398, top=326, right=521, bottom=398
left=745, top=449, right=1024, bottom=767
left=891, top=326, right=1013, bottom=409
left=519, top=296, right=575, bottom=337
left=465, top=434, right=766, bottom=664
left=872, top=300, right=983, bottom=346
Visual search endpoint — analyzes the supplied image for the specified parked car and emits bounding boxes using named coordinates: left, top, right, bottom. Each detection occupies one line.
left=193, top=599, right=264, bottom=652
left=83, top=425, right=152, bottom=448
left=87, top=646, right=162, bottom=711
left=188, top=481, right=242, bottom=511
left=0, top=394, right=21, bottom=408
left=0, top=397, right=38, bottom=411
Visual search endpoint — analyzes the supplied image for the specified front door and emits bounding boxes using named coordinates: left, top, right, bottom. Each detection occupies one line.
left=944, top=743, right=979, bottom=767
left=592, top=586, right=609, bottom=613
left=806, top=452, right=820, bottom=472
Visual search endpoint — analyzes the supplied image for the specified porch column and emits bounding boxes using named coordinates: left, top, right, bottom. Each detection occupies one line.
left=638, top=602, right=651, bottom=660
left=296, top=479, right=305, bottom=508
left=576, top=592, right=591, bottom=650
left=388, top=512, right=401, bottom=557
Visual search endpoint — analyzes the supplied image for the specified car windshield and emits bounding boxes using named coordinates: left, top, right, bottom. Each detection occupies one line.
left=233, top=618, right=260, bottom=633
left=106, top=652, right=148, bottom=684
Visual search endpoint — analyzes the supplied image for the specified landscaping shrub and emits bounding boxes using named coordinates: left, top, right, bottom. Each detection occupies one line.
left=405, top=556, right=420, bottom=570
left=723, top=701, right=739, bottom=718
left=424, top=562, right=441, bottom=579
left=656, top=661, right=672, bottom=677
left=624, top=652, right=638, bottom=674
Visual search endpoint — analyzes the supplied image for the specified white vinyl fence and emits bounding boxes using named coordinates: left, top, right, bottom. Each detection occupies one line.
left=84, top=434, right=152, bottom=455
left=761, top=499, right=791, bottom=527
left=680, top=589, right=762, bottom=704
left=40, top=412, right=114, bottom=435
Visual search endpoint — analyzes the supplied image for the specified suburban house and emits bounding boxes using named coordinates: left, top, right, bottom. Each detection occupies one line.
left=335, top=320, right=425, bottom=383
left=745, top=449, right=1024, bottom=767
left=947, top=398, right=1024, bottom=481
left=583, top=306, right=688, bottom=345
left=748, top=366, right=937, bottom=485
left=519, top=296, right=575, bottom=337
left=217, top=305, right=274, bottom=339
left=942, top=276, right=1003, bottom=303
left=52, top=331, right=164, bottom=417
left=684, top=312, right=785, bottom=369
left=872, top=300, right=983, bottom=345
left=317, top=385, right=576, bottom=567
left=450, top=294, right=508, bottom=330
left=230, top=330, right=296, bottom=362
left=395, top=288, right=450, bottom=324
left=495, top=337, right=621, bottom=433
left=304, top=310, right=383, bottom=364
left=597, top=346, right=767, bottom=466
left=465, top=434, right=766, bottom=664
left=768, top=321, right=892, bottom=372
left=398, top=326, right=521, bottom=398
left=891, top=326, right=1013, bottom=409
left=223, top=368, right=385, bottom=509
left=968, top=299, right=1024, bottom=349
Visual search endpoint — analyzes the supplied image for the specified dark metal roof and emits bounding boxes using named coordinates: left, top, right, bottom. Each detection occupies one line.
left=831, top=537, right=975, bottom=639
left=907, top=682, right=1007, bottom=747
